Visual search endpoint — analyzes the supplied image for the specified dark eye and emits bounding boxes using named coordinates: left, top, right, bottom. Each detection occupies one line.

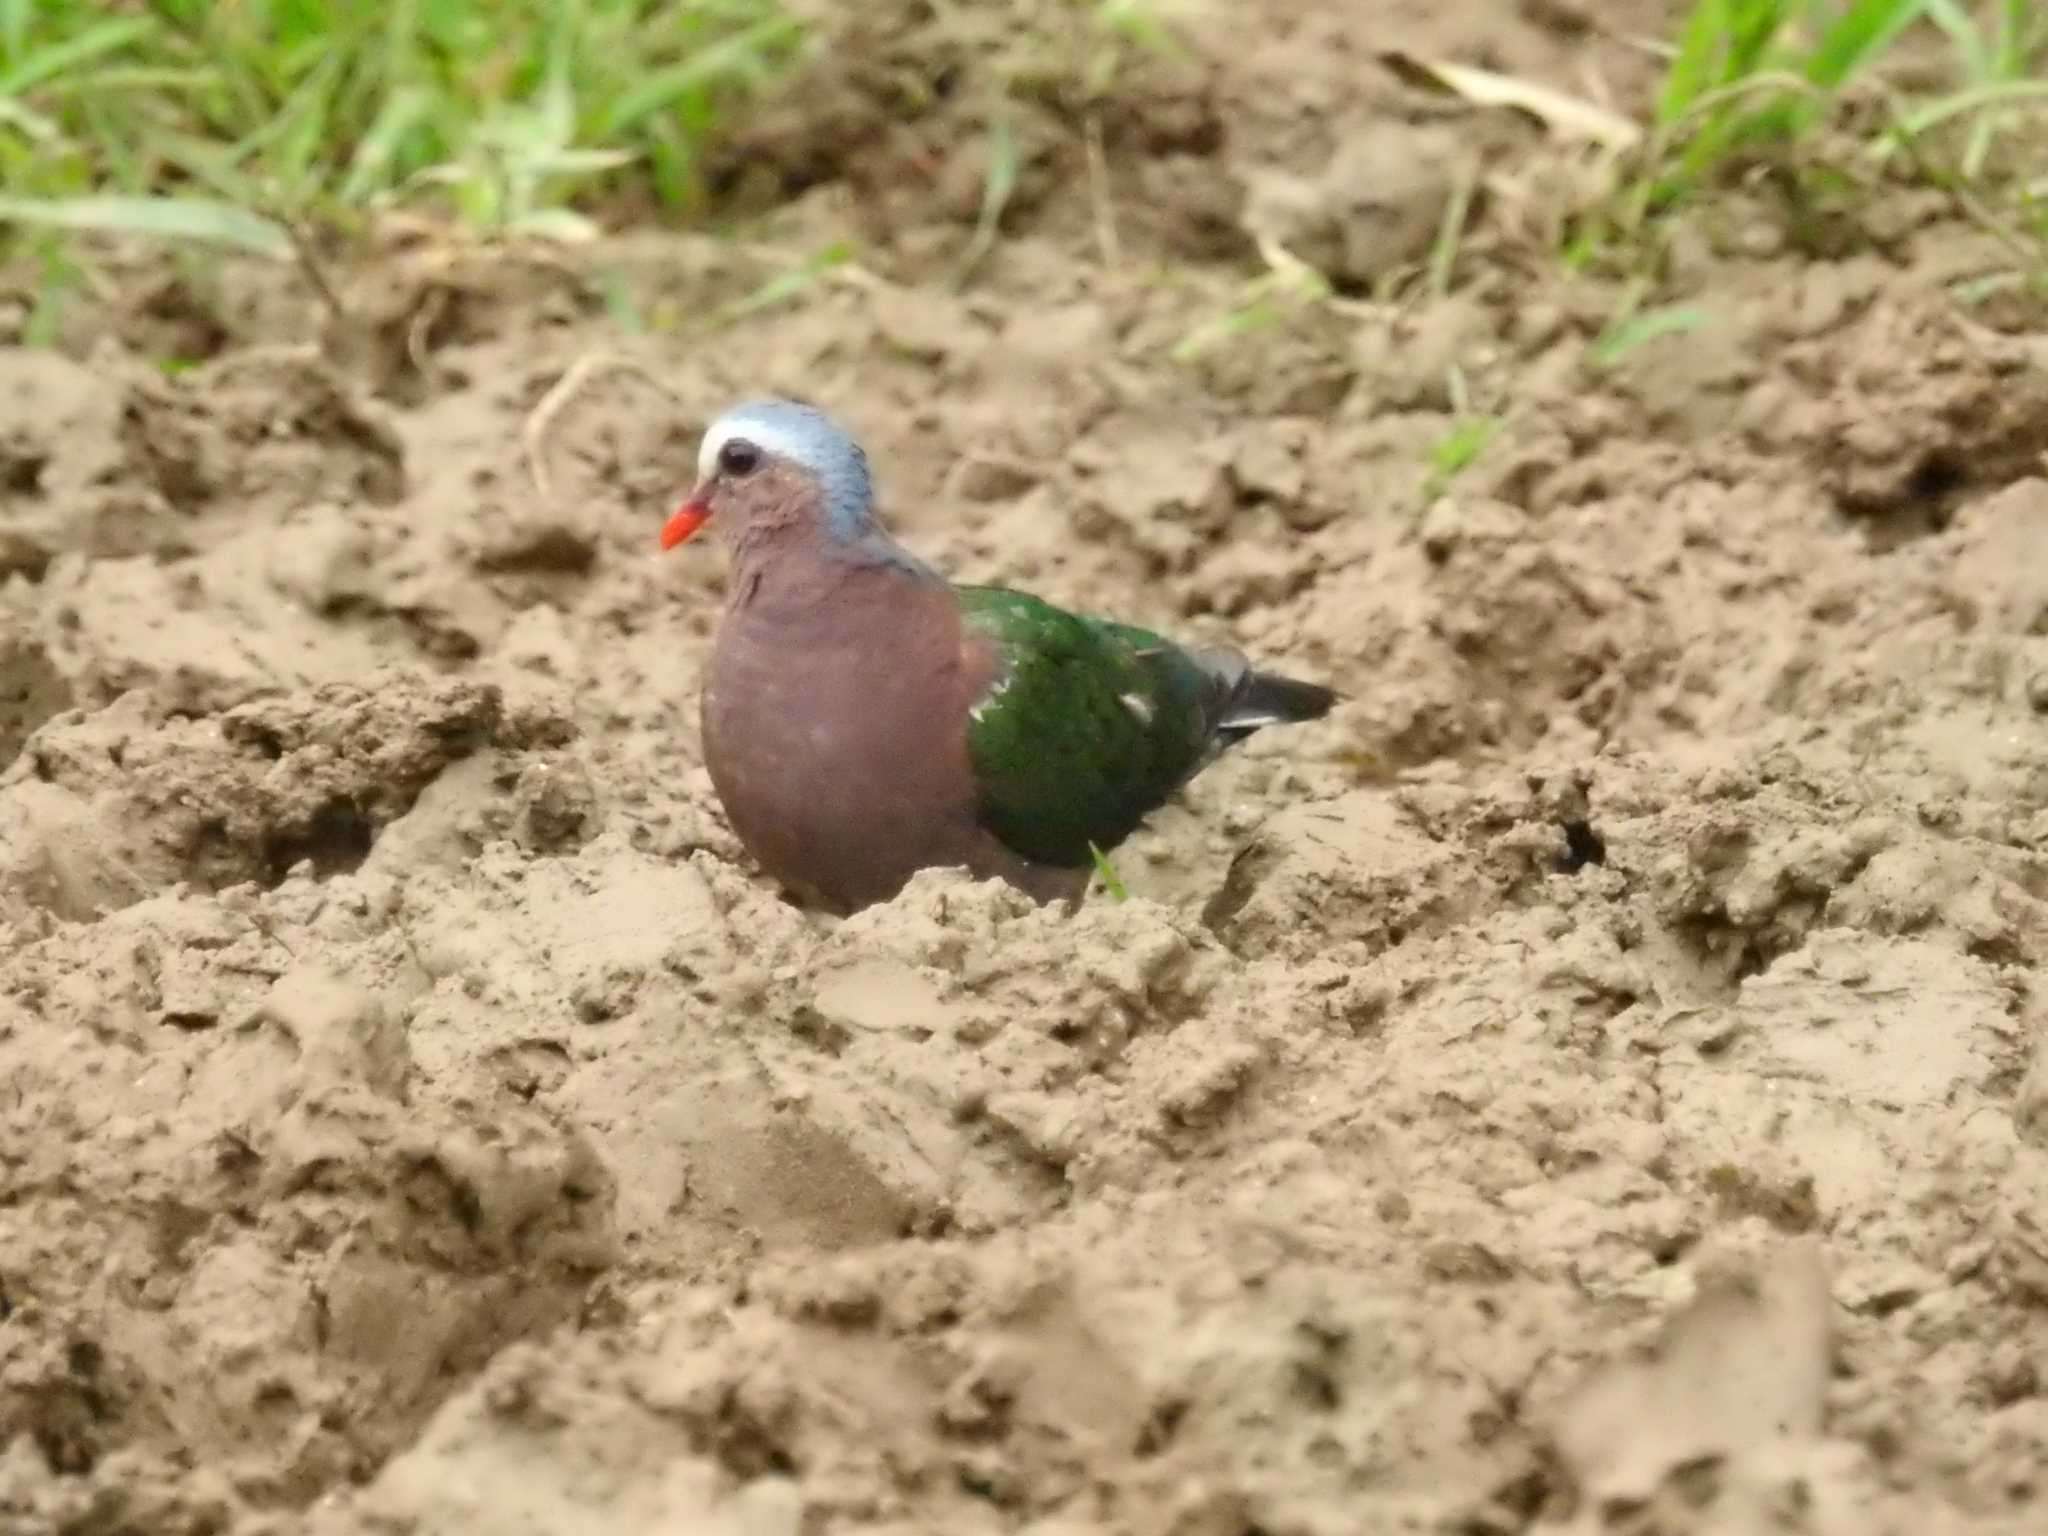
left=718, top=439, right=761, bottom=476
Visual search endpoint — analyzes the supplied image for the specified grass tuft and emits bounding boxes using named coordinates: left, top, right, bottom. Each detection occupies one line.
left=1542, top=0, right=2048, bottom=294
left=0, top=0, right=807, bottom=245
left=1641, top=0, right=1925, bottom=217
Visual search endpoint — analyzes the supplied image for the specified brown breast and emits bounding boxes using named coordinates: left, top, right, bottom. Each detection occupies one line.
left=701, top=556, right=997, bottom=912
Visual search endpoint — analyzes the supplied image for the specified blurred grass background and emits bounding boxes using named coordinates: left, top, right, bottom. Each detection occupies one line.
left=0, top=0, right=806, bottom=249
left=0, top=1, right=2040, bottom=282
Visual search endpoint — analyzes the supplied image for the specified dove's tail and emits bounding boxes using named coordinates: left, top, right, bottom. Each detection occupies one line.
left=1223, top=668, right=1340, bottom=732
left=1185, top=646, right=1340, bottom=752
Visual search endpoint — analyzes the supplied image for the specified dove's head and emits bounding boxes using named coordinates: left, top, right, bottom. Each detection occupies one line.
left=663, top=397, right=877, bottom=552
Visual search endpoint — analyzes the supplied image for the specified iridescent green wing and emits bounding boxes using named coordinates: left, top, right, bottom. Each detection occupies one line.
left=956, top=585, right=1231, bottom=869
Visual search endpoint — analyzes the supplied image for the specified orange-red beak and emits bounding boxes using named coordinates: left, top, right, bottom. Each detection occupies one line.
left=659, top=491, right=710, bottom=550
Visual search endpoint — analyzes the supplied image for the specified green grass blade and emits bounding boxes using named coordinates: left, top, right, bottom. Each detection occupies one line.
left=1920, top=0, right=1990, bottom=74
left=1802, top=0, right=1928, bottom=90
left=0, top=194, right=294, bottom=257
left=80, top=93, right=140, bottom=188
left=24, top=244, right=80, bottom=347
left=1997, top=0, right=2041, bottom=70
left=1423, top=415, right=1502, bottom=500
left=36, top=65, right=218, bottom=97
left=1590, top=303, right=1715, bottom=364
left=522, top=146, right=636, bottom=175
left=955, top=112, right=1018, bottom=288
left=268, top=50, right=347, bottom=199
left=597, top=267, right=646, bottom=332
left=154, top=132, right=264, bottom=203
left=710, top=238, right=855, bottom=325
left=339, top=84, right=434, bottom=201
left=0, top=15, right=156, bottom=97
left=538, top=0, right=579, bottom=153
left=0, top=0, right=29, bottom=66
left=378, top=0, right=422, bottom=78
left=1428, top=164, right=1476, bottom=298
left=0, top=93, right=58, bottom=144
left=596, top=16, right=804, bottom=136
left=508, top=206, right=603, bottom=241
left=1658, top=0, right=1735, bottom=122
left=1089, top=842, right=1130, bottom=903
left=1721, top=0, right=1783, bottom=81
left=1095, top=0, right=1185, bottom=59
left=642, top=113, right=693, bottom=206
left=1884, top=77, right=2048, bottom=143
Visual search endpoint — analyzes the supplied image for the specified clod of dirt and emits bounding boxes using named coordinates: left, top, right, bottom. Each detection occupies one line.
left=0, top=842, right=619, bottom=1510
left=1245, top=120, right=1475, bottom=292
left=1413, top=493, right=1675, bottom=747
left=0, top=675, right=518, bottom=919
left=1202, top=791, right=1482, bottom=958
left=119, top=351, right=406, bottom=518
left=0, top=351, right=128, bottom=574
left=1549, top=1238, right=1836, bottom=1518
left=701, top=0, right=1245, bottom=271
left=1733, top=932, right=2016, bottom=1107
left=1944, top=478, right=2048, bottom=638
left=0, top=638, right=72, bottom=769
left=0, top=346, right=406, bottom=605
left=326, top=246, right=601, bottom=406
left=1650, top=788, right=1890, bottom=987
left=1768, top=297, right=2048, bottom=547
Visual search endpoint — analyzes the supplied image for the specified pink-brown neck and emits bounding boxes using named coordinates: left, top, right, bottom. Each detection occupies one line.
left=711, top=474, right=937, bottom=620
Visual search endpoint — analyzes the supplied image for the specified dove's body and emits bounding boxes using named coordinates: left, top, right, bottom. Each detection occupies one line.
left=674, top=399, right=1336, bottom=915
left=705, top=527, right=1082, bottom=911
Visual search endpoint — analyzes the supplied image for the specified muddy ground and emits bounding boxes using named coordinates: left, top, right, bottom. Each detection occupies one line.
left=3, top=1, right=2048, bottom=1533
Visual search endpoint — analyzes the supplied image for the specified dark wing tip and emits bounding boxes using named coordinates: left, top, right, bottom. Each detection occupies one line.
left=1228, top=669, right=1340, bottom=728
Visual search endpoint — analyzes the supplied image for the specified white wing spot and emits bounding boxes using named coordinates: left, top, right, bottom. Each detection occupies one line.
left=1120, top=692, right=1155, bottom=724
left=968, top=674, right=1011, bottom=725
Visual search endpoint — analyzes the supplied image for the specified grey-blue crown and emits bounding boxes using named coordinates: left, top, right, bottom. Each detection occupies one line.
left=707, top=397, right=874, bottom=534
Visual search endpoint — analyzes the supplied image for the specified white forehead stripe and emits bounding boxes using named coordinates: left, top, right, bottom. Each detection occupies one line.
left=698, top=415, right=827, bottom=481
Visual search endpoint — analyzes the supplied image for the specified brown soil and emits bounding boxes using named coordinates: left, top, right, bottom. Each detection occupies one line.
left=4, top=2, right=2048, bottom=1533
